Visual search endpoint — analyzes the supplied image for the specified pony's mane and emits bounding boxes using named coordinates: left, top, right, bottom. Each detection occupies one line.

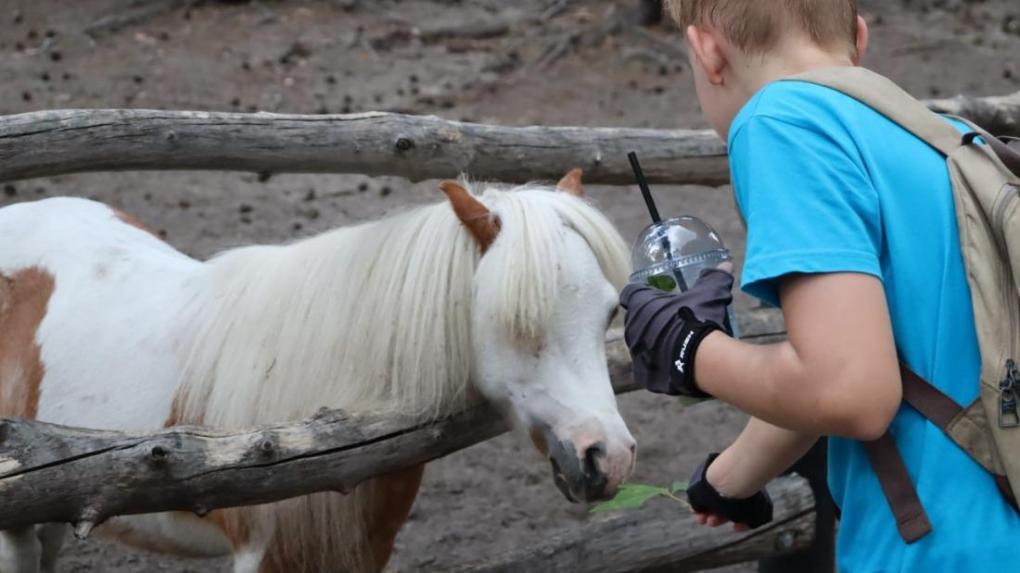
left=175, top=182, right=628, bottom=429
left=479, top=185, right=630, bottom=341
left=172, top=182, right=629, bottom=571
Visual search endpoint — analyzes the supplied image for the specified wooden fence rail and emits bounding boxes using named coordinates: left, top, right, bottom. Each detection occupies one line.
left=454, top=475, right=815, bottom=573
left=0, top=90, right=1016, bottom=186
left=0, top=310, right=784, bottom=540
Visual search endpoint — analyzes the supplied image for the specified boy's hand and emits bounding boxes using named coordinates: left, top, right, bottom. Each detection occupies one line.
left=619, top=268, right=734, bottom=397
left=687, top=453, right=774, bottom=530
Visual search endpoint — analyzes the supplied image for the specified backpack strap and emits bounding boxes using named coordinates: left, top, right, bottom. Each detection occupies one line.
left=862, top=435, right=932, bottom=543
left=861, top=364, right=941, bottom=543
left=869, top=364, right=1020, bottom=543
left=956, top=122, right=1020, bottom=177
left=900, top=364, right=963, bottom=428
left=788, top=67, right=964, bottom=158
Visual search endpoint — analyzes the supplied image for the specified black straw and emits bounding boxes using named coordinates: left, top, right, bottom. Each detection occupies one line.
left=628, top=151, right=661, bottom=224
left=628, top=151, right=688, bottom=291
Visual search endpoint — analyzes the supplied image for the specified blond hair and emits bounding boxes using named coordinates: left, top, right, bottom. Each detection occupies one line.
left=666, top=0, right=858, bottom=56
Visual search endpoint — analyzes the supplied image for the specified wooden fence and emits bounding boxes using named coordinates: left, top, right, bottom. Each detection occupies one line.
left=2, top=87, right=1017, bottom=570
left=0, top=90, right=1016, bottom=186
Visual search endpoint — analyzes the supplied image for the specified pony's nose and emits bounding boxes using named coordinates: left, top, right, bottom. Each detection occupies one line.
left=543, top=423, right=637, bottom=503
left=549, top=441, right=614, bottom=503
left=586, top=438, right=637, bottom=500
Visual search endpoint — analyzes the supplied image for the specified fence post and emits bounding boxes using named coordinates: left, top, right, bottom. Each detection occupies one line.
left=759, top=440, right=835, bottom=573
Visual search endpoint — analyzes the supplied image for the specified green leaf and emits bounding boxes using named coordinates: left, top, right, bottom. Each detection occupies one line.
left=647, top=275, right=677, bottom=292
left=589, top=483, right=670, bottom=513
left=671, top=480, right=688, bottom=494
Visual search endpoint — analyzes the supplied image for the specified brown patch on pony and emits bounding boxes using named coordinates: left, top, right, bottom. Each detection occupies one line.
left=113, top=209, right=161, bottom=240
left=364, top=464, right=425, bottom=570
left=206, top=508, right=252, bottom=551
left=98, top=513, right=231, bottom=558
left=529, top=426, right=550, bottom=456
left=256, top=466, right=425, bottom=573
left=163, top=393, right=189, bottom=427
left=97, top=520, right=184, bottom=555
left=439, top=181, right=501, bottom=253
left=556, top=167, right=585, bottom=197
left=160, top=391, right=247, bottom=550
left=0, top=267, right=55, bottom=420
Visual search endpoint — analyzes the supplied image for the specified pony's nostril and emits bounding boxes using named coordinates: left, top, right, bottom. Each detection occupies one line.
left=583, top=442, right=606, bottom=473
left=549, top=457, right=578, bottom=503
left=581, top=443, right=610, bottom=500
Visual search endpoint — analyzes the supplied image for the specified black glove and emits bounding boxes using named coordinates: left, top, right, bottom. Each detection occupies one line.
left=687, top=453, right=774, bottom=529
left=619, top=268, right=734, bottom=398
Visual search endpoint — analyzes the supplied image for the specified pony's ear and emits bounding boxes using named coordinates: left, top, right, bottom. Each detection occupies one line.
left=556, top=168, right=584, bottom=197
left=439, top=180, right=501, bottom=253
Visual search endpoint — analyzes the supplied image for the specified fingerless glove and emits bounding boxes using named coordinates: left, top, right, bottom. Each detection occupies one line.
left=619, top=268, right=734, bottom=397
left=687, top=453, right=774, bottom=529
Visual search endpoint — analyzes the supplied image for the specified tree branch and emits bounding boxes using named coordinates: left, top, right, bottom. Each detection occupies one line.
left=0, top=110, right=727, bottom=185
left=0, top=310, right=786, bottom=534
left=927, top=90, right=1020, bottom=136
left=452, top=475, right=815, bottom=573
left=0, top=91, right=1014, bottom=185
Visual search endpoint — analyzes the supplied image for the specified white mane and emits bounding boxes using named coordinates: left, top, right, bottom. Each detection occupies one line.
left=176, top=183, right=628, bottom=427
left=177, top=197, right=476, bottom=426
left=480, top=186, right=630, bottom=341
left=171, top=182, right=629, bottom=571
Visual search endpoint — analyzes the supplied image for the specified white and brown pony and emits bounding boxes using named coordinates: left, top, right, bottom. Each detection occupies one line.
left=0, top=170, right=636, bottom=573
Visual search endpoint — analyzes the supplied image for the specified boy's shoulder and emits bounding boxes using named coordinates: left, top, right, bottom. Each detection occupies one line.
left=728, top=79, right=878, bottom=148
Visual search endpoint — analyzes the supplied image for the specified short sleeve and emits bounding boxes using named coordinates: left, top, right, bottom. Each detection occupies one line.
left=730, top=114, right=882, bottom=307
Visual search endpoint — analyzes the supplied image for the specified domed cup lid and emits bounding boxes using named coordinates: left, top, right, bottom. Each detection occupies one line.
left=630, top=216, right=730, bottom=285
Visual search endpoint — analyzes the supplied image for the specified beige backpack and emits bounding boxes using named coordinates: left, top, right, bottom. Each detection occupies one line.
left=791, top=67, right=1020, bottom=542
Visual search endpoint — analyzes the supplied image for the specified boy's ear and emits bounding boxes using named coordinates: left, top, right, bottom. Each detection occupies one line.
left=853, top=15, right=869, bottom=65
left=685, top=25, right=727, bottom=86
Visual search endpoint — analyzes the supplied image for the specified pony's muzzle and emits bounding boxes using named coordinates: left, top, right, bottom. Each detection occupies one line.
left=547, top=435, right=636, bottom=503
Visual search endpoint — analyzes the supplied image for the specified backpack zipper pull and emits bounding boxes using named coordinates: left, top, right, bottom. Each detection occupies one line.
left=999, top=359, right=1020, bottom=428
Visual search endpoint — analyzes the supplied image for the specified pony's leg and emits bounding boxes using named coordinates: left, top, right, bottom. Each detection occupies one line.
left=0, top=527, right=41, bottom=573
left=36, top=524, right=67, bottom=573
left=363, top=464, right=425, bottom=571
left=232, top=543, right=269, bottom=573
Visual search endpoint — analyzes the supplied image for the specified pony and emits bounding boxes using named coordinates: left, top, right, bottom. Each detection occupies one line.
left=0, top=169, right=637, bottom=572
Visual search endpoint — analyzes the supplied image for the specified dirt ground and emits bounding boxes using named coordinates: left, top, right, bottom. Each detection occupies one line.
left=1, top=0, right=1018, bottom=571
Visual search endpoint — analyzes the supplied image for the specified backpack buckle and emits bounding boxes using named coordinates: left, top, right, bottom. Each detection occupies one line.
left=999, top=359, right=1020, bottom=428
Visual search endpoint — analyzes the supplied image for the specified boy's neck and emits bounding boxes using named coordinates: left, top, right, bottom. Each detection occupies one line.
left=731, top=39, right=856, bottom=102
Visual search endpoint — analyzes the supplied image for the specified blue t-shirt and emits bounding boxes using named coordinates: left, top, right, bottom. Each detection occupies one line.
left=729, top=80, right=1020, bottom=572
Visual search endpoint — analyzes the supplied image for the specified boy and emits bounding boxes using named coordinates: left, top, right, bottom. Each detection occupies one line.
left=620, top=0, right=1020, bottom=570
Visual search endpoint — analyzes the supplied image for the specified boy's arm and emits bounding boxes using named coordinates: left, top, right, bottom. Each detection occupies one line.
left=685, top=271, right=896, bottom=528
left=692, top=418, right=817, bottom=529
left=704, top=418, right=817, bottom=501
left=694, top=271, right=902, bottom=441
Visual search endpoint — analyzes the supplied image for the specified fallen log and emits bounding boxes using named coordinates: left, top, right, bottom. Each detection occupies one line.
left=453, top=475, right=814, bottom=573
left=1, top=90, right=1016, bottom=185
left=0, top=311, right=785, bottom=535
left=928, top=90, right=1020, bottom=136
left=0, top=332, right=628, bottom=535
left=0, top=109, right=726, bottom=186
left=0, top=397, right=508, bottom=538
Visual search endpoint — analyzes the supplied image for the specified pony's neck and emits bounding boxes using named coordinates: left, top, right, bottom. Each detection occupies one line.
left=176, top=203, right=479, bottom=427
